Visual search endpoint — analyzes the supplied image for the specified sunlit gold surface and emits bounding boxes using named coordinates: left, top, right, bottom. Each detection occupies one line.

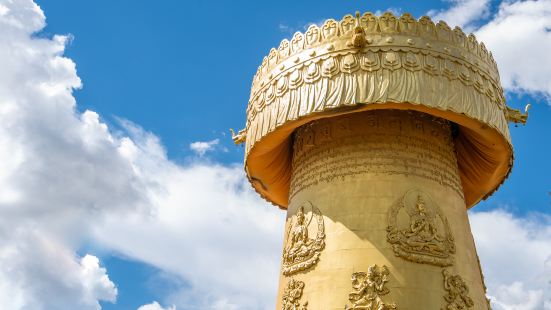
left=234, top=11, right=519, bottom=209
left=233, top=10, right=520, bottom=309
left=505, top=104, right=530, bottom=125
left=275, top=110, right=488, bottom=309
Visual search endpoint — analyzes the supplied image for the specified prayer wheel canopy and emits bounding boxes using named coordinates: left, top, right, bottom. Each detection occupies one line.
left=232, top=11, right=527, bottom=209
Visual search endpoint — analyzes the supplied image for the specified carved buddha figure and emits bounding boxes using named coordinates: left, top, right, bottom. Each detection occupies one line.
left=285, top=206, right=314, bottom=263
left=347, top=265, right=396, bottom=310
left=282, top=278, right=307, bottom=310
left=443, top=270, right=474, bottom=309
left=282, top=202, right=325, bottom=275
left=387, top=189, right=455, bottom=266
left=403, top=195, right=445, bottom=253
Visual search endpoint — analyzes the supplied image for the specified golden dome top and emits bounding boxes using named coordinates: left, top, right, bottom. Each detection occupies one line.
left=247, top=12, right=501, bottom=107
left=234, top=11, right=526, bottom=209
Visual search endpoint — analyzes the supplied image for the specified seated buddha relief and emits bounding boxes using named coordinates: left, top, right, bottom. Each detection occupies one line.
left=282, top=201, right=325, bottom=275
left=387, top=189, right=456, bottom=266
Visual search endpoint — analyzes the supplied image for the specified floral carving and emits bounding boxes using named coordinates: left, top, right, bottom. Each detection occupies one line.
left=321, top=19, right=338, bottom=40
left=340, top=14, right=356, bottom=34
left=305, top=25, right=320, bottom=47
left=282, top=278, right=308, bottom=310
left=282, top=201, right=325, bottom=275
left=360, top=12, right=378, bottom=33
left=442, top=269, right=474, bottom=310
left=345, top=265, right=397, bottom=310
left=387, top=189, right=456, bottom=266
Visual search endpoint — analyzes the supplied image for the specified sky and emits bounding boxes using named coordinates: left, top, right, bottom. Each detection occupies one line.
left=0, top=0, right=550, bottom=309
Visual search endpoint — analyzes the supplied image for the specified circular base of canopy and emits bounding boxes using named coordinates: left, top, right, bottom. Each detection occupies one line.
left=245, top=102, right=512, bottom=209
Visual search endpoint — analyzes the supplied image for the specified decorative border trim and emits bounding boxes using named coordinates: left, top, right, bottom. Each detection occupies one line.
left=244, top=48, right=509, bottom=155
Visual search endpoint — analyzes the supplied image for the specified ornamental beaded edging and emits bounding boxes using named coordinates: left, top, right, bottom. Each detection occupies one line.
left=251, top=11, right=500, bottom=95
left=234, top=11, right=528, bottom=152
left=233, top=11, right=527, bottom=210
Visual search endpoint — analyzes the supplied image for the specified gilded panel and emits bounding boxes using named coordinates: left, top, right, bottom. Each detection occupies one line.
left=282, top=201, right=325, bottom=275
left=387, top=189, right=456, bottom=266
left=345, top=265, right=397, bottom=310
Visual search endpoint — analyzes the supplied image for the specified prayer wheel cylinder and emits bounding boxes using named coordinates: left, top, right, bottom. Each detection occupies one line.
left=276, top=109, right=487, bottom=309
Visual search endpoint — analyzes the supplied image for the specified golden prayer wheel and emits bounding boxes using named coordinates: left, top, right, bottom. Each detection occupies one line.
left=233, top=11, right=527, bottom=309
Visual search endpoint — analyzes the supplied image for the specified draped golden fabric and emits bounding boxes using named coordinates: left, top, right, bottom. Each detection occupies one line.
left=237, top=12, right=515, bottom=209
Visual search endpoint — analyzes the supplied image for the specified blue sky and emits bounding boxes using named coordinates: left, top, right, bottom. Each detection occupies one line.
left=0, top=0, right=550, bottom=309
left=34, top=0, right=496, bottom=163
left=37, top=0, right=550, bottom=210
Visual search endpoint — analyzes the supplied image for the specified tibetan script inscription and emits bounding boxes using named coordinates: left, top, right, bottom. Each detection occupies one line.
left=282, top=278, right=308, bottom=310
left=387, top=189, right=456, bottom=266
left=345, top=265, right=397, bottom=310
left=283, top=201, right=325, bottom=275
left=442, top=269, right=474, bottom=310
left=290, top=110, right=463, bottom=200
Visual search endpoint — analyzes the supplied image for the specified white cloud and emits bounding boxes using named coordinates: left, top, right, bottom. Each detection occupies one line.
left=0, top=0, right=43, bottom=32
left=428, top=0, right=491, bottom=30
left=0, top=0, right=283, bottom=309
left=475, top=0, right=551, bottom=99
left=0, top=0, right=124, bottom=308
left=93, top=143, right=284, bottom=308
left=80, top=255, right=118, bottom=304
left=137, top=301, right=176, bottom=310
left=375, top=7, right=403, bottom=17
left=278, top=23, right=292, bottom=34
left=0, top=4, right=9, bottom=16
left=189, top=138, right=219, bottom=156
left=1, top=0, right=550, bottom=309
left=491, top=282, right=546, bottom=310
left=427, top=0, right=551, bottom=100
left=471, top=210, right=551, bottom=309
left=0, top=231, right=116, bottom=310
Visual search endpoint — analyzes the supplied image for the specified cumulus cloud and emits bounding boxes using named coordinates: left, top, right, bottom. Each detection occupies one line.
left=1, top=0, right=550, bottom=309
left=471, top=210, right=551, bottom=309
left=428, top=0, right=491, bottom=30
left=475, top=0, right=551, bottom=99
left=137, top=301, right=176, bottom=310
left=94, top=134, right=284, bottom=308
left=0, top=0, right=127, bottom=308
left=0, top=0, right=282, bottom=308
left=428, top=0, right=551, bottom=100
left=0, top=231, right=117, bottom=310
left=189, top=139, right=219, bottom=156
left=491, top=282, right=546, bottom=310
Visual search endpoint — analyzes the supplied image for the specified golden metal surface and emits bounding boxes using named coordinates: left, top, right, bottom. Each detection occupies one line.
left=236, top=11, right=519, bottom=209
left=345, top=265, right=397, bottom=310
left=505, top=104, right=530, bottom=125
left=282, top=202, right=325, bottom=276
left=235, top=11, right=521, bottom=309
left=281, top=278, right=308, bottom=310
left=387, top=189, right=456, bottom=267
left=443, top=269, right=475, bottom=309
left=275, top=110, right=489, bottom=309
